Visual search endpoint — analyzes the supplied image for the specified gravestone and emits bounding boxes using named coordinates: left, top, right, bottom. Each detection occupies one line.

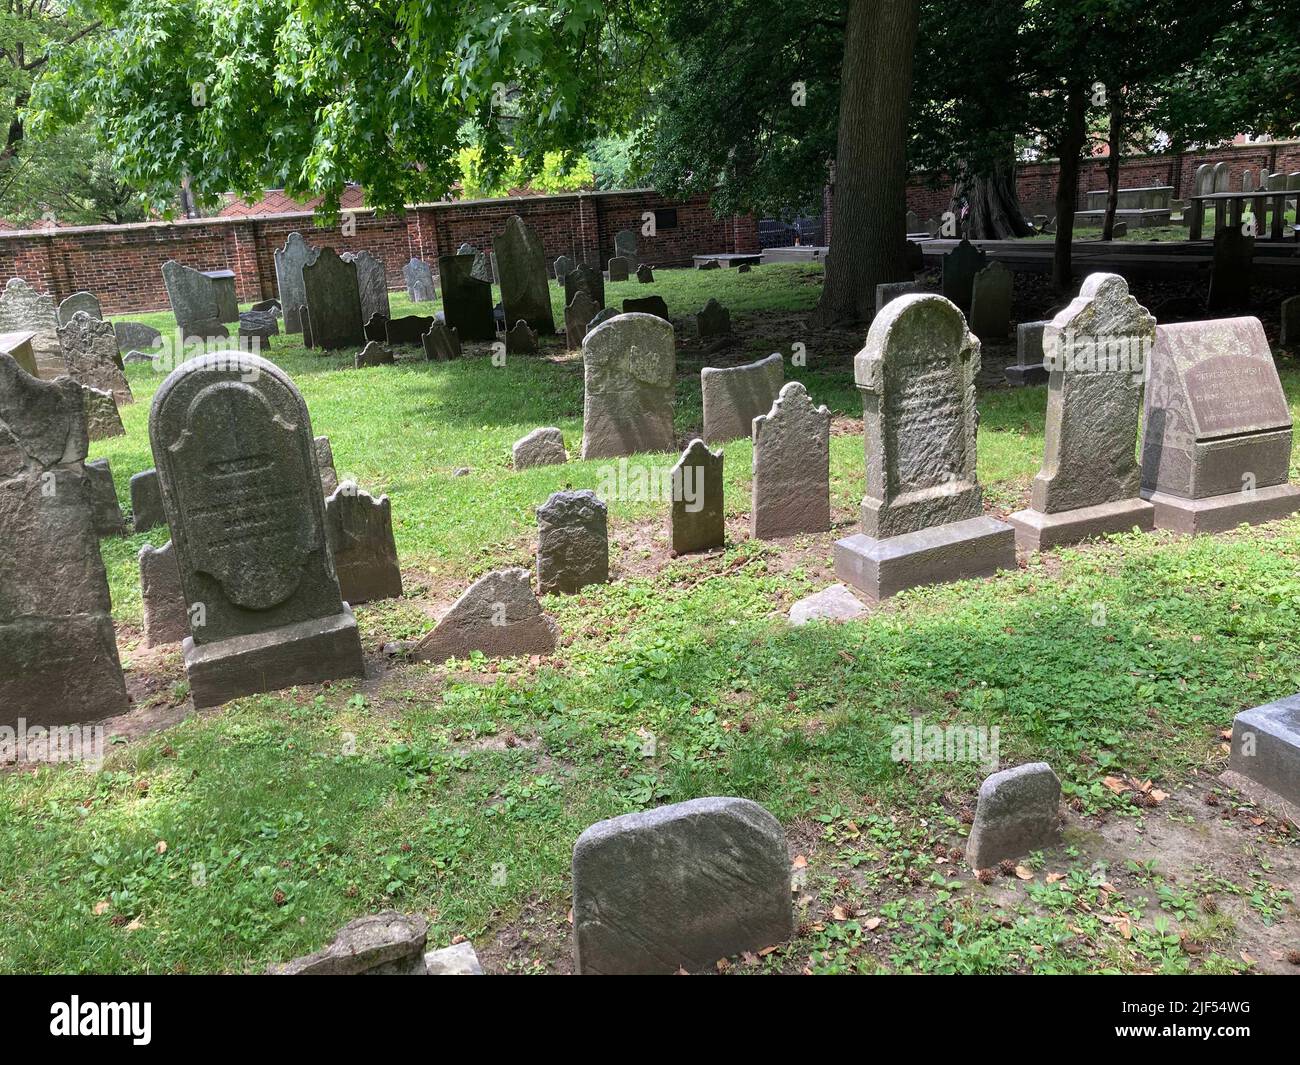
left=130, top=468, right=166, bottom=533
left=58, top=312, right=132, bottom=404
left=1110, top=220, right=1128, bottom=238
left=238, top=309, right=279, bottom=343
left=1229, top=694, right=1300, bottom=809
left=148, top=351, right=365, bottom=708
left=298, top=306, right=313, bottom=348
left=354, top=340, right=394, bottom=368
left=81, top=385, right=125, bottom=441
left=162, top=260, right=223, bottom=333
left=438, top=254, right=496, bottom=342
left=314, top=436, right=339, bottom=496
left=1004, top=320, right=1050, bottom=386
left=607, top=256, right=631, bottom=282
left=1008, top=273, right=1156, bottom=550
left=1212, top=161, right=1229, bottom=193
left=386, top=315, right=435, bottom=346
left=697, top=259, right=720, bottom=270
left=1140, top=316, right=1300, bottom=533
left=636, top=264, right=654, bottom=284
left=751, top=381, right=831, bottom=539
left=512, top=427, right=567, bottom=470
left=581, top=313, right=676, bottom=460
left=275, top=233, right=319, bottom=334
left=139, top=540, right=189, bottom=646
left=180, top=318, right=228, bottom=343
left=587, top=307, right=618, bottom=331
left=670, top=439, right=724, bottom=555
left=325, top=482, right=403, bottom=604
left=833, top=294, right=1016, bottom=600
left=701, top=352, right=784, bottom=445
left=875, top=281, right=922, bottom=313
left=58, top=291, right=102, bottom=325
left=572, top=797, right=793, bottom=975
left=364, top=314, right=389, bottom=342
left=622, top=295, right=668, bottom=319
left=1206, top=227, right=1254, bottom=310
left=968, top=261, right=1012, bottom=340
left=565, top=291, right=601, bottom=350
left=203, top=270, right=238, bottom=323
left=613, top=228, right=639, bottom=265
left=505, top=320, right=539, bottom=355
left=695, top=298, right=731, bottom=338
left=940, top=238, right=986, bottom=313
left=789, top=585, right=865, bottom=626
left=403, top=257, right=436, bottom=303
left=0, top=351, right=129, bottom=727
left=84, top=457, right=125, bottom=536
left=422, top=320, right=462, bottom=361
left=0, top=331, right=37, bottom=377
left=411, top=567, right=558, bottom=662
left=303, top=248, right=365, bottom=350
left=494, top=216, right=555, bottom=335
left=536, top=489, right=609, bottom=595
left=114, top=320, right=162, bottom=355
left=906, top=240, right=924, bottom=273
left=966, top=763, right=1061, bottom=869
left=1282, top=295, right=1300, bottom=348
left=564, top=264, right=605, bottom=310
left=0, top=278, right=64, bottom=378
left=250, top=298, right=280, bottom=314
left=341, top=250, right=391, bottom=324
left=270, top=913, right=428, bottom=976
left=553, top=255, right=575, bottom=285
left=906, top=209, right=921, bottom=233
left=123, top=350, right=156, bottom=366
left=458, top=243, right=495, bottom=284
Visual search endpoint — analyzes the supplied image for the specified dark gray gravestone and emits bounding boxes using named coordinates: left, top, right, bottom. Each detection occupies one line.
left=202, top=270, right=239, bottom=323
left=1283, top=295, right=1300, bottom=348
left=494, top=216, right=555, bottom=335
left=0, top=352, right=129, bottom=727
left=458, top=243, right=495, bottom=284
left=238, top=309, right=279, bottom=343
left=386, top=315, right=435, bottom=346
left=701, top=352, right=783, bottom=445
left=341, top=250, right=391, bottom=324
left=536, top=489, right=608, bottom=595
left=114, top=320, right=162, bottom=355
left=565, top=291, right=600, bottom=350
left=623, top=295, right=668, bottom=319
left=325, top=482, right=403, bottom=605
left=403, top=257, right=435, bottom=303
left=588, top=307, right=618, bottom=331
left=162, top=260, right=222, bottom=333
left=438, top=254, right=495, bottom=342
left=751, top=381, right=831, bottom=540
left=613, top=228, right=639, bottom=265
left=636, top=264, right=654, bottom=284
left=298, top=306, right=313, bottom=348
left=564, top=264, right=605, bottom=310
left=364, top=313, right=389, bottom=342
left=695, top=298, right=731, bottom=338
left=57, top=312, right=132, bottom=405
left=421, top=320, right=461, bottom=361
left=354, top=341, right=394, bottom=368
left=130, top=468, right=166, bottom=533
left=968, top=261, right=1012, bottom=340
left=1207, top=228, right=1254, bottom=310
left=275, top=233, right=319, bottom=334
left=58, top=291, right=102, bottom=325
left=671, top=439, right=724, bottom=554
left=581, top=313, right=676, bottom=459
left=139, top=540, right=189, bottom=646
left=505, top=320, right=539, bottom=354
left=607, top=256, right=631, bottom=282
left=1230, top=695, right=1300, bottom=809
left=303, top=248, right=365, bottom=350
left=940, top=238, right=986, bottom=313
left=1004, top=320, right=1049, bottom=386
left=553, top=255, right=575, bottom=285
left=81, top=459, right=124, bottom=541
left=148, top=351, right=364, bottom=708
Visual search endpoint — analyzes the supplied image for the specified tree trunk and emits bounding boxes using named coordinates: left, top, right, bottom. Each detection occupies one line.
left=956, top=153, right=1033, bottom=240
left=813, top=0, right=921, bottom=327
left=1052, top=82, right=1088, bottom=293
left=1101, top=88, right=1123, bottom=240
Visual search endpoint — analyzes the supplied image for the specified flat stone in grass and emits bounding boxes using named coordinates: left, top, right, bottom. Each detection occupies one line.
left=314, top=435, right=339, bottom=496
left=403, top=257, right=436, bottom=303
left=564, top=263, right=605, bottom=311
left=581, top=312, right=676, bottom=459
left=1005, top=320, right=1049, bottom=386
left=1282, top=295, right=1300, bottom=347
left=695, top=297, right=731, bottom=338
left=129, top=468, right=165, bottom=533
left=270, top=912, right=428, bottom=975
left=325, top=481, right=403, bottom=605
left=410, top=567, right=558, bottom=662
left=965, top=763, right=1061, bottom=869
left=752, top=381, right=831, bottom=540
left=789, top=584, right=866, bottom=626
left=875, top=280, right=922, bottom=313
left=58, top=291, right=102, bottom=325
left=506, top=319, right=539, bottom=355
left=438, top=254, right=495, bottom=342
left=58, top=312, right=132, bottom=404
left=513, top=426, right=567, bottom=470
left=670, top=438, right=724, bottom=555
left=622, top=295, right=668, bottom=319
left=536, top=489, right=609, bottom=595
left=81, top=385, right=124, bottom=442
left=701, top=351, right=783, bottom=445
left=84, top=457, right=126, bottom=537
left=968, top=261, right=1012, bottom=340
left=607, top=256, right=631, bottom=282
left=275, top=233, right=319, bottom=334
left=421, top=320, right=461, bottom=361
left=424, top=941, right=483, bottom=975
left=354, top=340, right=394, bottom=368
left=303, top=248, right=366, bottom=350
left=1207, top=227, right=1254, bottom=310
left=386, top=315, right=434, bottom=346
left=636, top=264, right=654, bottom=284
left=1228, top=693, right=1300, bottom=809
left=139, top=541, right=189, bottom=647
left=114, top=320, right=162, bottom=355
left=572, top=796, right=793, bottom=974
left=341, top=250, right=391, bottom=324
left=565, top=290, right=601, bottom=350
left=940, top=238, right=986, bottom=313
left=494, top=215, right=555, bottom=335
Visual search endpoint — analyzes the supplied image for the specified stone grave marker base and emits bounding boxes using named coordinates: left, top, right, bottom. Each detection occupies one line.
left=1003, top=362, right=1048, bottom=387
left=1227, top=694, right=1300, bottom=810
left=1143, top=483, right=1300, bottom=535
left=1008, top=497, right=1154, bottom=552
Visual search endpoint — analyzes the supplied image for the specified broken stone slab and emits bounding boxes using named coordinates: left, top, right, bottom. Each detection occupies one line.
left=700, top=352, right=783, bottom=445
left=789, top=584, right=866, bottom=626
left=130, top=468, right=166, bottom=533
left=139, top=541, right=189, bottom=647
left=965, top=763, right=1061, bottom=870
left=85, top=457, right=126, bottom=537
left=315, top=435, right=339, bottom=497
left=238, top=308, right=279, bottom=342
left=424, top=941, right=484, bottom=975
left=1227, top=693, right=1300, bottom=810
left=572, top=797, right=793, bottom=974
left=325, top=481, right=403, bottom=605
left=354, top=340, right=395, bottom=368
left=81, top=385, right=124, bottom=442
left=512, top=427, right=567, bottom=470
left=122, top=350, right=157, bottom=366
left=411, top=567, right=558, bottom=663
left=695, top=298, right=731, bottom=338
left=0, top=329, right=38, bottom=376
left=269, top=912, right=428, bottom=975
left=670, top=439, right=724, bottom=555
left=751, top=381, right=830, bottom=540
left=537, top=489, right=609, bottom=596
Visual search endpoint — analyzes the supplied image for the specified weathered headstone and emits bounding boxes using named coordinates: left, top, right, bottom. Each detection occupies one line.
left=695, top=298, right=731, bottom=338
left=204, top=270, right=239, bottom=323
left=700, top=352, right=783, bottom=445
left=751, top=381, right=830, bottom=540
left=403, top=257, right=436, bottom=303
left=275, top=233, right=319, bottom=334
left=354, top=340, right=394, bottom=368
left=565, top=290, right=601, bottom=350
left=966, top=763, right=1061, bottom=869
left=1206, top=227, right=1254, bottom=310
left=572, top=797, right=793, bottom=975
left=613, top=228, right=639, bottom=265
left=587, top=307, right=618, bottom=331
left=833, top=294, right=1016, bottom=600
left=536, top=489, right=609, bottom=595
left=1140, top=316, right=1300, bottom=533
left=238, top=308, right=279, bottom=343
left=84, top=457, right=125, bottom=536
left=386, top=315, right=434, bottom=346
left=622, top=295, right=668, bottom=319
left=139, top=541, right=189, bottom=646
left=367, top=311, right=392, bottom=341
left=1004, top=320, right=1049, bottom=386
left=512, top=427, right=567, bottom=470
left=0, top=352, right=129, bottom=727
left=968, top=261, right=1012, bottom=340
left=314, top=435, right=339, bottom=496
left=162, top=260, right=223, bottom=333
left=341, top=250, right=392, bottom=324
left=421, top=320, right=462, bottom=361
left=130, top=468, right=166, bottom=533
left=458, top=243, right=495, bottom=284
left=0, top=278, right=64, bottom=378
left=438, top=254, right=495, bottom=342
left=636, top=264, right=654, bottom=284
left=58, top=312, right=132, bottom=404
left=410, top=567, right=558, bottom=662
left=57, top=291, right=102, bottom=325
left=303, top=248, right=366, bottom=350
left=564, top=264, right=605, bottom=311
left=81, top=385, right=125, bottom=441
left=494, top=216, right=555, bottom=335
left=148, top=351, right=365, bottom=708
left=1282, top=295, right=1300, bottom=348
left=906, top=209, right=921, bottom=233
left=875, top=281, right=922, bottom=313
left=1110, top=220, right=1128, bottom=238
left=1008, top=273, right=1156, bottom=550
left=607, top=256, right=631, bottom=282
left=670, top=439, right=724, bottom=555
left=505, top=320, right=539, bottom=355
left=581, top=313, right=676, bottom=460
left=1229, top=694, right=1300, bottom=809
left=553, top=255, right=575, bottom=285
left=940, top=238, right=986, bottom=313
left=325, top=481, right=403, bottom=604
left=269, top=913, right=428, bottom=976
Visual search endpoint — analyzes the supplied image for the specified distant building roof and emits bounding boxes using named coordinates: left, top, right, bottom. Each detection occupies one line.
left=217, top=184, right=367, bottom=217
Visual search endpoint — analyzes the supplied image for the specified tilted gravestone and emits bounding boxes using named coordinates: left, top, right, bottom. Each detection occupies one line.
left=875, top=281, right=922, bottom=314
left=607, top=256, right=632, bottom=282
left=0, top=351, right=129, bottom=727
left=114, top=320, right=162, bottom=355
left=670, top=439, right=724, bottom=555
left=58, top=312, right=132, bottom=405
left=422, top=320, right=461, bottom=361
left=571, top=797, right=793, bottom=974
left=940, top=238, right=986, bottom=313
left=695, top=298, right=731, bottom=338
left=513, top=427, right=567, bottom=470
left=1139, top=316, right=1300, bottom=533
left=0, top=278, right=64, bottom=378
left=458, top=242, right=495, bottom=284
left=148, top=351, right=365, bottom=707
left=438, top=254, right=495, bottom=342
left=403, top=257, right=436, bottom=303
left=701, top=352, right=783, bottom=445
left=325, top=481, right=403, bottom=605
left=536, top=489, right=609, bottom=595
left=564, top=264, right=605, bottom=311
left=1207, top=227, right=1254, bottom=310
left=341, top=250, right=391, bottom=325
left=81, top=385, right=125, bottom=442
left=553, top=255, right=575, bottom=285
left=162, top=260, right=225, bottom=333
left=139, top=540, right=189, bottom=647
left=564, top=291, right=601, bottom=350
left=275, top=233, right=319, bottom=334
left=411, top=567, right=557, bottom=662
left=581, top=313, right=676, bottom=460
left=1004, top=320, right=1049, bottom=386
left=966, top=763, right=1061, bottom=869
left=751, top=381, right=831, bottom=540
left=130, top=468, right=166, bottom=533
left=968, top=261, right=1012, bottom=339
left=623, top=295, right=668, bottom=319
left=57, top=291, right=102, bottom=325
left=1008, top=273, right=1156, bottom=550
left=303, top=248, right=366, bottom=350
left=494, top=216, right=555, bottom=335
left=613, top=228, right=639, bottom=265
left=833, top=294, right=1015, bottom=601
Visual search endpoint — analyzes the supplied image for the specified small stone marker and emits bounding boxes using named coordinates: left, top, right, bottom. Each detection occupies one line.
left=139, top=541, right=189, bottom=646
left=438, top=254, right=496, bottom=342
left=422, top=320, right=461, bottom=361
left=114, top=320, right=162, bottom=355
left=85, top=457, right=126, bottom=537
left=613, top=228, right=639, bottom=265
left=58, top=312, right=132, bottom=404
left=571, top=796, right=793, bottom=975
left=81, top=385, right=125, bottom=441
left=275, top=233, right=319, bottom=334
left=1139, top=316, right=1300, bottom=533
left=789, top=584, right=865, bottom=626
left=410, top=567, right=558, bottom=662
left=505, top=319, right=539, bottom=355
left=238, top=308, right=279, bottom=343
left=325, top=481, right=403, bottom=605
left=58, top=291, right=102, bottom=325
left=1283, top=295, right=1300, bottom=348
left=203, top=270, right=238, bottom=322
left=459, top=243, right=495, bottom=285
left=0, top=277, right=62, bottom=378
left=588, top=307, right=618, bottom=331
left=386, top=315, right=435, bottom=346
left=536, top=489, right=609, bottom=595
left=403, top=257, right=436, bottom=303
left=512, top=427, right=567, bottom=469
left=130, top=468, right=166, bottom=533
left=1110, top=220, right=1128, bottom=238
left=875, top=280, right=922, bottom=313
left=607, top=256, right=631, bottom=282
left=425, top=941, right=484, bottom=976
left=162, top=260, right=225, bottom=334
left=965, top=763, right=1061, bottom=869
left=1229, top=694, right=1300, bottom=809
left=636, top=264, right=654, bottom=284
left=270, top=913, right=428, bottom=976
left=581, top=313, right=676, bottom=459
left=1009, top=273, right=1156, bottom=550
left=553, top=255, right=575, bottom=285
left=695, top=298, right=731, bottom=338
left=340, top=251, right=389, bottom=324
left=670, top=439, right=724, bottom=554
left=148, top=350, right=365, bottom=708
left=833, top=294, right=1016, bottom=601
left=354, top=340, right=394, bottom=368
left=314, top=435, right=339, bottom=496
left=1004, top=320, right=1049, bottom=386
left=494, top=215, right=555, bottom=335
left=564, top=263, right=605, bottom=311
left=622, top=295, right=668, bottom=319
left=565, top=290, right=601, bottom=349
left=940, top=238, right=986, bottom=313
left=1207, top=227, right=1254, bottom=310
left=303, top=247, right=366, bottom=350
left=968, top=261, right=1012, bottom=339
left=701, top=352, right=783, bottom=445
left=751, top=381, right=831, bottom=539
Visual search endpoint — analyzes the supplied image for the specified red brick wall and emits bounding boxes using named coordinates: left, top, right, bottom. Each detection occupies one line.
left=0, top=190, right=758, bottom=314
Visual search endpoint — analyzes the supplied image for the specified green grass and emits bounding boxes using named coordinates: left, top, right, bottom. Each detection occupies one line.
left=3, top=262, right=1298, bottom=975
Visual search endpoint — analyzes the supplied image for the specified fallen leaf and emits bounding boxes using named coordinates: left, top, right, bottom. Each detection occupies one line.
left=1046, top=872, right=1066, bottom=884
left=1149, top=789, right=1168, bottom=804
left=864, top=917, right=882, bottom=931
left=792, top=854, right=808, bottom=869
left=93, top=900, right=110, bottom=916
left=1015, top=865, right=1034, bottom=880
left=1103, top=776, right=1128, bottom=795
left=758, top=945, right=779, bottom=957
left=126, top=918, right=142, bottom=932
left=830, top=904, right=849, bottom=921
left=155, top=840, right=167, bottom=855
